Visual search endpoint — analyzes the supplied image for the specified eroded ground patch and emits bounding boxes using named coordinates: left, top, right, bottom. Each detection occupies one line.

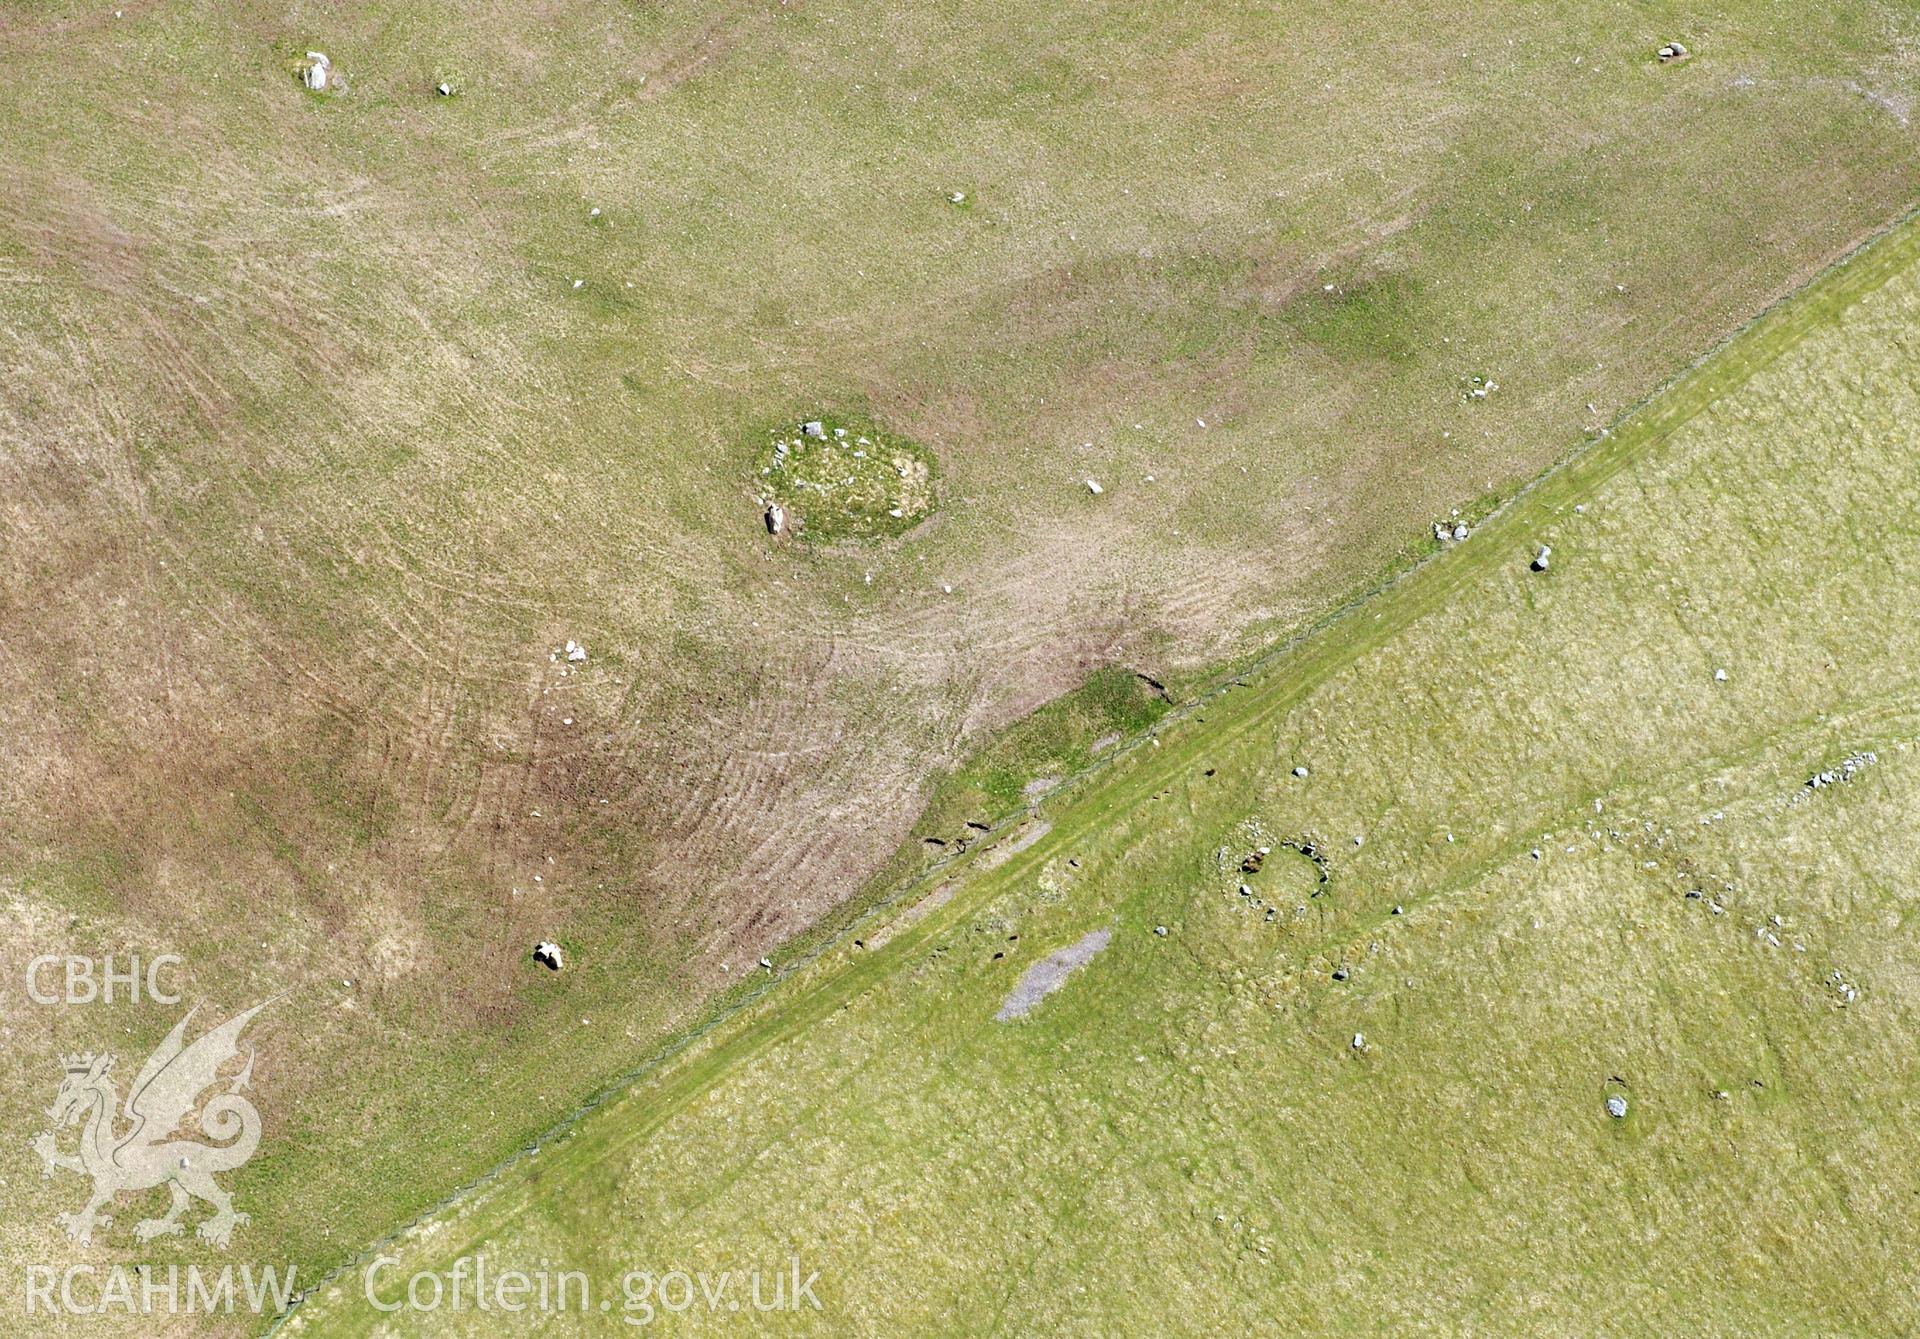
left=994, top=926, right=1111, bottom=1021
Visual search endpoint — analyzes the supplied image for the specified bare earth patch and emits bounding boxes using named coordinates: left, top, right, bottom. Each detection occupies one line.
left=995, top=927, right=1111, bottom=1021
left=869, top=820, right=1051, bottom=950
left=974, top=818, right=1052, bottom=872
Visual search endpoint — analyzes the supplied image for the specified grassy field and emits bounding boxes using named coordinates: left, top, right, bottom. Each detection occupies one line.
left=286, top=198, right=1920, bottom=1335
left=5, top=1, right=1920, bottom=1334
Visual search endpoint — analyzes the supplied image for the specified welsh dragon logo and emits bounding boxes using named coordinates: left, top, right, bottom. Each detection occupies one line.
left=31, top=998, right=276, bottom=1249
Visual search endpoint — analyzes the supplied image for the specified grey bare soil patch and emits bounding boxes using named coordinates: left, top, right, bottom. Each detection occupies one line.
left=864, top=883, right=955, bottom=953
left=871, top=821, right=1053, bottom=951
left=995, top=927, right=1112, bottom=1021
left=975, top=818, right=1053, bottom=873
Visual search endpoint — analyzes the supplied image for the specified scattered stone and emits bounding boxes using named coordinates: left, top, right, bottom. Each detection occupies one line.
left=1532, top=544, right=1552, bottom=571
left=1452, top=523, right=1469, bottom=541
left=564, top=639, right=588, bottom=663
left=948, top=191, right=967, bottom=204
left=532, top=941, right=563, bottom=971
left=1392, top=905, right=1404, bottom=915
left=1154, top=925, right=1168, bottom=937
left=1714, top=668, right=1728, bottom=682
left=436, top=81, right=454, bottom=96
left=1292, top=766, right=1309, bottom=779
left=765, top=502, right=786, bottom=535
left=1331, top=967, right=1349, bottom=981
left=1351, top=1032, right=1366, bottom=1050
left=802, top=420, right=827, bottom=439
left=1658, top=41, right=1689, bottom=62
left=759, top=957, right=773, bottom=971
left=302, top=51, right=331, bottom=91
left=1085, top=478, right=1103, bottom=495
left=1806, top=751, right=1877, bottom=791
left=1606, top=1095, right=1628, bottom=1119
